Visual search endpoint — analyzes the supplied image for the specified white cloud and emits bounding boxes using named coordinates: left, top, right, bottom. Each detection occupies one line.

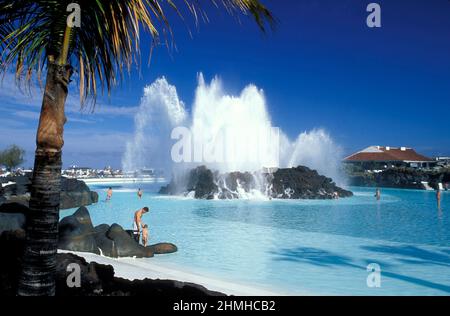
left=0, top=124, right=132, bottom=168
left=14, top=110, right=40, bottom=120
left=0, top=71, right=139, bottom=118
left=0, top=72, right=137, bottom=168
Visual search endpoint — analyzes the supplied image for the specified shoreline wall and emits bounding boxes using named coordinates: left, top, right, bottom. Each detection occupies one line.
left=346, top=168, right=450, bottom=190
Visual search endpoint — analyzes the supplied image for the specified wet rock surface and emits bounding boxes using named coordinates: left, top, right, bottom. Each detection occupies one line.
left=149, top=243, right=178, bottom=255
left=160, top=165, right=353, bottom=200
left=270, top=166, right=353, bottom=199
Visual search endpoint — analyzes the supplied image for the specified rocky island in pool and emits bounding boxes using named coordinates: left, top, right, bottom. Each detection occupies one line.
left=159, top=165, right=353, bottom=200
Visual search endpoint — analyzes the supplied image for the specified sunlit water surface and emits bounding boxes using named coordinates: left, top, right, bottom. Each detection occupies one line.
left=61, top=184, right=450, bottom=295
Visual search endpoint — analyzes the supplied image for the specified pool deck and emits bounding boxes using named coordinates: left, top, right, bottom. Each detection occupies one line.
left=74, top=177, right=166, bottom=185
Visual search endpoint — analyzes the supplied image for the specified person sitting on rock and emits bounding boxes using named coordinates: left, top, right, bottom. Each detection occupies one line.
left=133, top=207, right=149, bottom=242
left=141, top=224, right=149, bottom=247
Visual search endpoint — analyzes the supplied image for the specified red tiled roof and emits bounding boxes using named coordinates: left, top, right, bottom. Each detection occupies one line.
left=345, top=146, right=433, bottom=162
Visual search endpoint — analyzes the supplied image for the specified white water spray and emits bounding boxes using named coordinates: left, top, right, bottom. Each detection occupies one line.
left=285, top=129, right=344, bottom=185
left=122, top=74, right=344, bottom=188
left=190, top=74, right=279, bottom=173
left=122, top=78, right=187, bottom=174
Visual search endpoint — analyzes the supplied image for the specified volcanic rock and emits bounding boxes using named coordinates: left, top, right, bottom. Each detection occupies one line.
left=59, top=206, right=100, bottom=254
left=0, top=174, right=98, bottom=210
left=160, top=165, right=353, bottom=200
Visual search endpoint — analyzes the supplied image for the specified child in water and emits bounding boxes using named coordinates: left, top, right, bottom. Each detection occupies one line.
left=141, top=224, right=149, bottom=247
left=106, top=187, right=113, bottom=201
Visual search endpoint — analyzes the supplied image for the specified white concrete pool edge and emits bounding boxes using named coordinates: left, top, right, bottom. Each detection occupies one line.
left=80, top=177, right=166, bottom=185
left=58, top=250, right=292, bottom=296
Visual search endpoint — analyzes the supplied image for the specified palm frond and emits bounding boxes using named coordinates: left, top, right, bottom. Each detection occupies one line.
left=0, top=0, right=274, bottom=107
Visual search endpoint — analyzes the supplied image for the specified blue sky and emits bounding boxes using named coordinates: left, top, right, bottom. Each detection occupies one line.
left=1, top=0, right=449, bottom=168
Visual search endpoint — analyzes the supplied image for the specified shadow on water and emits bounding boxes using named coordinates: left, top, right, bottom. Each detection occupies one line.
left=270, top=247, right=354, bottom=267
left=361, top=245, right=450, bottom=268
left=270, top=246, right=450, bottom=294
left=441, top=249, right=450, bottom=255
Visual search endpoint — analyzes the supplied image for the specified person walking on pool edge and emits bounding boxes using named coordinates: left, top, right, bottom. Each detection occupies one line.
left=133, top=207, right=149, bottom=243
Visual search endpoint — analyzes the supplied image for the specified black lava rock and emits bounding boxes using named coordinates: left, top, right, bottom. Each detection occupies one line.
left=94, top=224, right=118, bottom=258
left=270, top=166, right=353, bottom=199
left=0, top=230, right=218, bottom=296
left=58, top=208, right=177, bottom=259
left=58, top=206, right=100, bottom=254
left=0, top=174, right=98, bottom=210
left=160, top=165, right=353, bottom=200
left=60, top=177, right=99, bottom=210
left=347, top=168, right=450, bottom=190
left=106, top=224, right=153, bottom=258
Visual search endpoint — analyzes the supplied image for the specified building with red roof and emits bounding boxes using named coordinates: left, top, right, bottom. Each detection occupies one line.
left=344, top=146, right=434, bottom=170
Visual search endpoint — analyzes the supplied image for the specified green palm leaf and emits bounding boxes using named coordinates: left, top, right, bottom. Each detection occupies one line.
left=0, top=0, right=274, bottom=106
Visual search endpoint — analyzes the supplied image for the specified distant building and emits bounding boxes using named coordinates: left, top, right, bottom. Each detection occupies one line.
left=140, top=168, right=155, bottom=177
left=344, top=146, right=434, bottom=170
left=435, top=157, right=450, bottom=168
left=63, top=165, right=95, bottom=178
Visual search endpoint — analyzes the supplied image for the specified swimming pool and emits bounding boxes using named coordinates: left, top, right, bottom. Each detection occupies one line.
left=61, top=184, right=450, bottom=295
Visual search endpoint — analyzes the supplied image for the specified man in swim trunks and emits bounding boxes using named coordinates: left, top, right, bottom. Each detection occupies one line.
left=133, top=207, right=149, bottom=242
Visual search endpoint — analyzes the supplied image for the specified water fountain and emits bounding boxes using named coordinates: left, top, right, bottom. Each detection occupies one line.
left=122, top=74, right=347, bottom=199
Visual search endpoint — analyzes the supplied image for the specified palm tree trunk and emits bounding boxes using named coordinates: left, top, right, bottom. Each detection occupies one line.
left=17, top=62, right=72, bottom=296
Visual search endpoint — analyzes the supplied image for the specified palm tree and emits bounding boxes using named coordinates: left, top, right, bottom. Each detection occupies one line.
left=0, top=0, right=273, bottom=296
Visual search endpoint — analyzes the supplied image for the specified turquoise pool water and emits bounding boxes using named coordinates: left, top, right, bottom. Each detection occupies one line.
left=61, top=184, right=450, bottom=296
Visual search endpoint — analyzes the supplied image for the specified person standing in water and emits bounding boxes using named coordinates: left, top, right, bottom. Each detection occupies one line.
left=137, top=188, right=143, bottom=199
left=106, top=187, right=113, bottom=201
left=133, top=207, right=149, bottom=243
left=141, top=224, right=149, bottom=247
left=436, top=188, right=441, bottom=209
left=375, top=188, right=381, bottom=201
